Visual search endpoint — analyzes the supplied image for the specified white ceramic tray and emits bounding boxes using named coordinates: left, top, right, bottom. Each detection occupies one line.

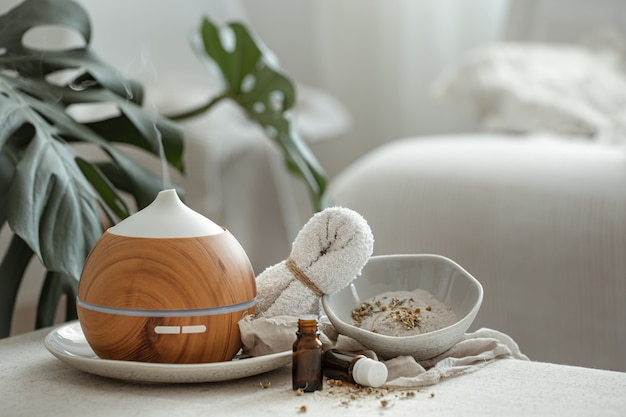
left=44, top=321, right=291, bottom=383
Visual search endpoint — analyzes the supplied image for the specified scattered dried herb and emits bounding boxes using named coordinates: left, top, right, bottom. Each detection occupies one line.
left=351, top=290, right=456, bottom=336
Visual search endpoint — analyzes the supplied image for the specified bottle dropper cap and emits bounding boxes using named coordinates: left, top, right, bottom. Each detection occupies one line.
left=352, top=358, right=388, bottom=387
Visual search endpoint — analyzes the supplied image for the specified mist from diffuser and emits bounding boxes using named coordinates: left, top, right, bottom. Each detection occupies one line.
left=76, top=189, right=257, bottom=364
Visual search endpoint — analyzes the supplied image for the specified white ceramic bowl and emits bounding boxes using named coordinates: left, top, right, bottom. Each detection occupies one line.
left=322, top=254, right=483, bottom=360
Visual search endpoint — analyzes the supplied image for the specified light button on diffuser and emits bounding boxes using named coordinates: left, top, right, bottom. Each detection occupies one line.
left=154, top=326, right=181, bottom=334
left=182, top=325, right=207, bottom=334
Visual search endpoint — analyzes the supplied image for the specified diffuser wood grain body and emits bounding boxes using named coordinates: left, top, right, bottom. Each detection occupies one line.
left=77, top=230, right=256, bottom=364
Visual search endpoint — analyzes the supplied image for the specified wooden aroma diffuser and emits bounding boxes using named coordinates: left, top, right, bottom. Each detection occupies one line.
left=77, top=189, right=256, bottom=364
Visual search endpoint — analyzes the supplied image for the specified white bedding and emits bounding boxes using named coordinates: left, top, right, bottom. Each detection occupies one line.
left=433, top=40, right=626, bottom=143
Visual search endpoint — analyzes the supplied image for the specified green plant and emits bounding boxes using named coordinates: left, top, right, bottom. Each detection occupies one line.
left=171, top=18, right=328, bottom=212
left=0, top=1, right=328, bottom=337
left=0, top=0, right=184, bottom=337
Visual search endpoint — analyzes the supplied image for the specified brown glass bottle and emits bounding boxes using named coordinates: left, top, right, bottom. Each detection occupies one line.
left=292, top=315, right=323, bottom=392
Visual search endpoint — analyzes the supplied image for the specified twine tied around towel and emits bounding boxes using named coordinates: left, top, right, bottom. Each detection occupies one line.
left=286, top=258, right=324, bottom=297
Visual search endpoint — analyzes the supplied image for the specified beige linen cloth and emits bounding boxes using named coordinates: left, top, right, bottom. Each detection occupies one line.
left=239, top=316, right=529, bottom=388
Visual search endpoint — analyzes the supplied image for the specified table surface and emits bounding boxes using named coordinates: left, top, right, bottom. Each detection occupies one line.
left=2, top=325, right=626, bottom=417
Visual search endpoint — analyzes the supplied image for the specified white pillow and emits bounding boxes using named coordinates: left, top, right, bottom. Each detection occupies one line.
left=432, top=42, right=626, bottom=143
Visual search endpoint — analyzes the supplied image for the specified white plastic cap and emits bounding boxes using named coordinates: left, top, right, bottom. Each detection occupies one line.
left=109, top=189, right=224, bottom=238
left=352, top=358, right=388, bottom=387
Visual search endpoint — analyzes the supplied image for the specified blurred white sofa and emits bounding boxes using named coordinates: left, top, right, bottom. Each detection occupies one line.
left=329, top=133, right=626, bottom=372
left=329, top=0, right=626, bottom=372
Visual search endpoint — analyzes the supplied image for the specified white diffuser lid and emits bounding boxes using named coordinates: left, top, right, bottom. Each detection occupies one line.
left=352, top=358, right=388, bottom=387
left=108, top=189, right=223, bottom=238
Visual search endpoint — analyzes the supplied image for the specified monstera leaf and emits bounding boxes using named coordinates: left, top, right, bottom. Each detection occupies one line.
left=173, top=18, right=328, bottom=211
left=0, top=0, right=184, bottom=336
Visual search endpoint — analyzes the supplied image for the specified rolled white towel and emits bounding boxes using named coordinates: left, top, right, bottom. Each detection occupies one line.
left=255, top=206, right=374, bottom=318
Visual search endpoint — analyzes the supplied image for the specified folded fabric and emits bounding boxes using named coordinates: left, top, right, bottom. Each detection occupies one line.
left=239, top=315, right=528, bottom=388
left=381, top=328, right=529, bottom=388
left=239, top=315, right=336, bottom=356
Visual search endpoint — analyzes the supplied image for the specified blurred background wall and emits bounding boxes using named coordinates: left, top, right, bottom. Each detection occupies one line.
left=240, top=0, right=510, bottom=177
